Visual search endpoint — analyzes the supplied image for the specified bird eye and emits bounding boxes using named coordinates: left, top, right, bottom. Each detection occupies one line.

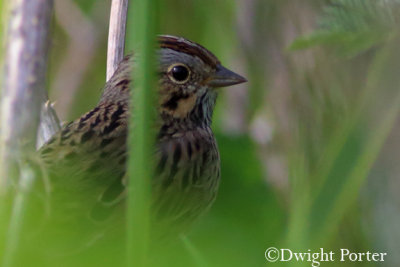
left=168, top=64, right=190, bottom=84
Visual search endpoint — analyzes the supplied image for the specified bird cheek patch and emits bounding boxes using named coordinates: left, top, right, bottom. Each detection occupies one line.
left=172, top=94, right=197, bottom=118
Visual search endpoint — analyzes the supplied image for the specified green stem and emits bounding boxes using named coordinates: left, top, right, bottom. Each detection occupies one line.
left=126, top=0, right=159, bottom=266
left=2, top=164, right=35, bottom=267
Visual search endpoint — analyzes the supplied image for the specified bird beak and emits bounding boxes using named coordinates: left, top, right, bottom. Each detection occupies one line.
left=207, top=65, right=247, bottom=87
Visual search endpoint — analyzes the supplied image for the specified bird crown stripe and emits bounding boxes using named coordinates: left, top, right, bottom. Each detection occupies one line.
left=158, top=36, right=220, bottom=68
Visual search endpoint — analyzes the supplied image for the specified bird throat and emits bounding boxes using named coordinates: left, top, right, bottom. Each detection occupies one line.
left=158, top=90, right=216, bottom=139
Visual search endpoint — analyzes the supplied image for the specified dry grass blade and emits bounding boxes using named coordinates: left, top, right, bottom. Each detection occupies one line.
left=107, top=0, right=129, bottom=81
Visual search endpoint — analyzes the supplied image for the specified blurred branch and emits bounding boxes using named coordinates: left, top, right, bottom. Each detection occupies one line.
left=51, top=0, right=101, bottom=120
left=107, top=0, right=128, bottom=81
left=0, top=0, right=55, bottom=265
left=0, top=0, right=55, bottom=191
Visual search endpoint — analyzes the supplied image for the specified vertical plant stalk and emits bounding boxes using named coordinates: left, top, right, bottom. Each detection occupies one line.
left=0, top=0, right=54, bottom=266
left=2, top=163, right=35, bottom=267
left=0, top=0, right=54, bottom=190
left=107, top=0, right=128, bottom=81
left=126, top=0, right=159, bottom=266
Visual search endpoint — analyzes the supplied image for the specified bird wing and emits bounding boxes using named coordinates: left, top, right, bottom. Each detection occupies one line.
left=39, top=101, right=129, bottom=222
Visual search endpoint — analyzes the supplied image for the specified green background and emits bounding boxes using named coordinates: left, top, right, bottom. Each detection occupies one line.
left=2, top=0, right=400, bottom=266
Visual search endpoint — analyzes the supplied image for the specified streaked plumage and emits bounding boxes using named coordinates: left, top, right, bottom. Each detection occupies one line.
left=39, top=35, right=246, bottom=241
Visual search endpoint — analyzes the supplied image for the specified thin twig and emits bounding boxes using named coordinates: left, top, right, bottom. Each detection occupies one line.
left=107, top=0, right=129, bottom=81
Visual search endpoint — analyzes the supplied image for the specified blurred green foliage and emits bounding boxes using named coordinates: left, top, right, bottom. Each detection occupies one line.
left=1, top=0, right=400, bottom=266
left=290, top=0, right=399, bottom=57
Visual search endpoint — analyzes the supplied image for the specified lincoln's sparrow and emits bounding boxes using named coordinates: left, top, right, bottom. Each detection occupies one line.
left=39, top=35, right=246, bottom=241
